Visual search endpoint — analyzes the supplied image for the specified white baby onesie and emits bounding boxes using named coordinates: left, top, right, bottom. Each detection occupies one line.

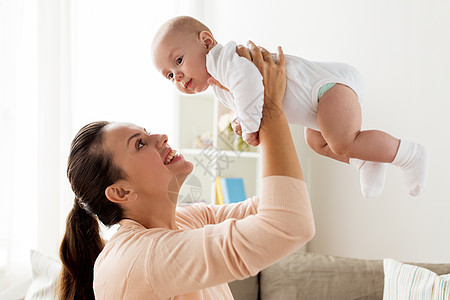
left=206, top=41, right=365, bottom=134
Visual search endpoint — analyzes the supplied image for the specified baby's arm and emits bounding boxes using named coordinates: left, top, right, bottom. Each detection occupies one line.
left=227, top=58, right=264, bottom=144
left=209, top=42, right=265, bottom=144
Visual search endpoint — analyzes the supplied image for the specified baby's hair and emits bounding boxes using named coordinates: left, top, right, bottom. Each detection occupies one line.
left=160, top=15, right=212, bottom=37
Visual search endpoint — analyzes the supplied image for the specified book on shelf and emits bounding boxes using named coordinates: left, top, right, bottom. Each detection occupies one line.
left=215, top=177, right=225, bottom=205
left=215, top=177, right=246, bottom=205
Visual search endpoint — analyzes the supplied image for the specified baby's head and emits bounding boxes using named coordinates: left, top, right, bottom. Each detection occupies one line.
left=152, top=16, right=217, bottom=94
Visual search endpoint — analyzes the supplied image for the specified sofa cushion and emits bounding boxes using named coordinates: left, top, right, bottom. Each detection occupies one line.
left=260, top=251, right=384, bottom=300
left=260, top=251, right=450, bottom=300
left=0, top=279, right=31, bottom=300
left=383, top=258, right=450, bottom=300
left=24, top=250, right=61, bottom=300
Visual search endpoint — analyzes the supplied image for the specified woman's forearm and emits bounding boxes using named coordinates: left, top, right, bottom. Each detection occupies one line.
left=259, top=105, right=303, bottom=180
left=254, top=44, right=303, bottom=180
left=234, top=42, right=303, bottom=180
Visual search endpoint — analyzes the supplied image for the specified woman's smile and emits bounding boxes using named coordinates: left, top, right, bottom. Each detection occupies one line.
left=164, top=148, right=180, bottom=165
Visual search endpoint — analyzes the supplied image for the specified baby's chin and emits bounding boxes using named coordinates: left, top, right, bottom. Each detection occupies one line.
left=181, top=89, right=196, bottom=95
left=179, top=83, right=209, bottom=95
left=195, top=84, right=210, bottom=93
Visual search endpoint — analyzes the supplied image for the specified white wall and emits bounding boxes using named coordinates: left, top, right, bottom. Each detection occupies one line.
left=204, top=0, right=450, bottom=263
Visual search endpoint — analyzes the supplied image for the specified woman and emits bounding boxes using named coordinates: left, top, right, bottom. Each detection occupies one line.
left=57, top=43, right=315, bottom=300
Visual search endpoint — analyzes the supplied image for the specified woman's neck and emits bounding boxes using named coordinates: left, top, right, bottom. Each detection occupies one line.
left=124, top=176, right=185, bottom=229
left=124, top=192, right=179, bottom=230
left=128, top=206, right=178, bottom=229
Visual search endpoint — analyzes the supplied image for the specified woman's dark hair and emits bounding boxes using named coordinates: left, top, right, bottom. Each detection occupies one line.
left=57, top=121, right=125, bottom=300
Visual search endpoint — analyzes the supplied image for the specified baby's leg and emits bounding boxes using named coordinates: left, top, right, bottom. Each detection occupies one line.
left=304, top=128, right=348, bottom=163
left=317, top=84, right=399, bottom=162
left=318, top=84, right=428, bottom=196
left=305, top=127, right=387, bottom=198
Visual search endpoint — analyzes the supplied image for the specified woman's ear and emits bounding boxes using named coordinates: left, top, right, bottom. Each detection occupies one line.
left=105, top=181, right=138, bottom=204
left=199, top=31, right=216, bottom=50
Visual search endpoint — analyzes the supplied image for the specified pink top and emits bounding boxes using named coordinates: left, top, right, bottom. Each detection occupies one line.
left=93, top=176, right=312, bottom=299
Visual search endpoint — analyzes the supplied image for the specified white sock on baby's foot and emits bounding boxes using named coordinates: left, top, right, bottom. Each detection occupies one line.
left=350, top=158, right=388, bottom=198
left=391, top=140, right=429, bottom=196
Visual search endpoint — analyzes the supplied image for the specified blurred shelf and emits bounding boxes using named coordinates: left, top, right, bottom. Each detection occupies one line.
left=180, top=148, right=260, bottom=159
left=175, top=94, right=261, bottom=204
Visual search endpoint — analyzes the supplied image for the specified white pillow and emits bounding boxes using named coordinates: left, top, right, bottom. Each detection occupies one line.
left=383, top=258, right=450, bottom=300
left=24, top=250, right=61, bottom=300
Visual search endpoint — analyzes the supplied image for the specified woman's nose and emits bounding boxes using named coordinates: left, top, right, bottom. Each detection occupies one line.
left=157, top=134, right=168, bottom=149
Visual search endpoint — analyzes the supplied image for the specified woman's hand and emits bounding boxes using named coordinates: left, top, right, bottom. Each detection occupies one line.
left=237, top=41, right=302, bottom=180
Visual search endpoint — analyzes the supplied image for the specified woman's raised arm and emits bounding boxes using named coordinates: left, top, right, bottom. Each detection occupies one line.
left=236, top=42, right=303, bottom=180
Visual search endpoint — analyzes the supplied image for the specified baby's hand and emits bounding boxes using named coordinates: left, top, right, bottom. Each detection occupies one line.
left=231, top=118, right=242, bottom=136
left=243, top=132, right=260, bottom=147
left=232, top=118, right=260, bottom=146
left=207, top=77, right=230, bottom=92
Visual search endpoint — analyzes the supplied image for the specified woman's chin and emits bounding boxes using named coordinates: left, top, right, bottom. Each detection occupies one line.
left=178, top=162, right=194, bottom=181
left=186, top=161, right=194, bottom=173
left=174, top=161, right=193, bottom=179
left=179, top=156, right=194, bottom=175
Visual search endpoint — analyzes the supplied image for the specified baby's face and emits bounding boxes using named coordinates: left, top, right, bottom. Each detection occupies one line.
left=152, top=29, right=211, bottom=94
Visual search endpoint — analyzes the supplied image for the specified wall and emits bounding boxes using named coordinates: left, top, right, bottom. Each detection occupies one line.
left=203, top=0, right=450, bottom=263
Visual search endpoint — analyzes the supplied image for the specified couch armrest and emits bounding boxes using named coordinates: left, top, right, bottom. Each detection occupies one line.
left=228, top=275, right=259, bottom=300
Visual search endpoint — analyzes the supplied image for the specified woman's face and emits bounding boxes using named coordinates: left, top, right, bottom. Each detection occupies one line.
left=102, top=122, right=193, bottom=198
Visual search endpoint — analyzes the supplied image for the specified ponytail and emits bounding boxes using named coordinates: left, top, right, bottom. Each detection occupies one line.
left=57, top=121, right=125, bottom=300
left=57, top=199, right=103, bottom=300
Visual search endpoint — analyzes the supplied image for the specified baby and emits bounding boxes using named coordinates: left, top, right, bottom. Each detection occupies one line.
left=151, top=16, right=429, bottom=198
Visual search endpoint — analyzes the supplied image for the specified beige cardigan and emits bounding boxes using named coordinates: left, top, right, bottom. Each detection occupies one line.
left=93, top=176, right=312, bottom=299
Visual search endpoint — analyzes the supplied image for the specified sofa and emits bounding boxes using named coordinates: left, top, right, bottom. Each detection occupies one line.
left=1, top=249, right=449, bottom=299
left=228, top=250, right=450, bottom=300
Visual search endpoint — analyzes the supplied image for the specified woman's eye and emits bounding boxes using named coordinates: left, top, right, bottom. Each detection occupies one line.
left=137, top=138, right=145, bottom=149
left=168, top=73, right=173, bottom=80
left=176, top=57, right=183, bottom=65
